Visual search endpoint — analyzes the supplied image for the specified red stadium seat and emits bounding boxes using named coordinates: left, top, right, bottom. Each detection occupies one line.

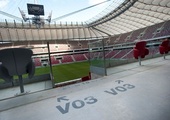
left=159, top=39, right=170, bottom=59
left=133, top=41, right=149, bottom=65
left=81, top=72, right=91, bottom=82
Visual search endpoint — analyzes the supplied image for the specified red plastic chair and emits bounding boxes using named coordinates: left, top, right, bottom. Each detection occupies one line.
left=159, top=39, right=170, bottom=59
left=133, top=41, right=149, bottom=65
left=81, top=72, right=91, bottom=81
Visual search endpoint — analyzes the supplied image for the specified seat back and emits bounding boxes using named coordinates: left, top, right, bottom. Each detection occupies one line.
left=133, top=41, right=149, bottom=59
left=159, top=40, right=170, bottom=54
left=0, top=48, right=34, bottom=76
left=135, top=41, right=147, bottom=56
left=161, top=40, right=169, bottom=47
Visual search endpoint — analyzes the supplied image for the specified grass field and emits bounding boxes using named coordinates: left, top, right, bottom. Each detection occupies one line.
left=35, top=59, right=130, bottom=83
left=35, top=61, right=90, bottom=83
left=53, top=61, right=90, bottom=83
left=0, top=61, right=90, bottom=84
left=0, top=59, right=133, bottom=84
left=0, top=59, right=129, bottom=84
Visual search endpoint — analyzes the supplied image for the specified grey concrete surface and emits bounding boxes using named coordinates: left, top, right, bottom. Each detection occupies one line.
left=0, top=56, right=170, bottom=120
left=0, top=80, right=52, bottom=100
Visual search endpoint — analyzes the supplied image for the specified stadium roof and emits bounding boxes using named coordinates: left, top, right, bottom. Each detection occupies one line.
left=86, top=0, right=170, bottom=35
left=0, top=0, right=170, bottom=42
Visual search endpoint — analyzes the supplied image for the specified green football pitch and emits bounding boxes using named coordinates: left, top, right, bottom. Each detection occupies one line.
left=34, top=59, right=127, bottom=83
left=35, top=61, right=90, bottom=83
left=0, top=59, right=131, bottom=84
left=0, top=61, right=90, bottom=84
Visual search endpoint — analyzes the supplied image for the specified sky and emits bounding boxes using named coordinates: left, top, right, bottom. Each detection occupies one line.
left=0, top=0, right=123, bottom=23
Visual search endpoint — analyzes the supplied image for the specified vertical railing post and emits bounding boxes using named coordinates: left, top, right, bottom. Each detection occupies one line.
left=47, top=42, right=55, bottom=87
left=163, top=53, right=166, bottom=59
left=18, top=75, right=24, bottom=93
left=139, top=56, right=141, bottom=66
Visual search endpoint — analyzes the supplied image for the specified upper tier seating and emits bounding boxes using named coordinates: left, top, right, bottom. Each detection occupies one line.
left=51, top=56, right=60, bottom=64
left=155, top=21, right=170, bottom=38
left=61, top=55, right=74, bottom=63
left=73, top=54, right=87, bottom=61
left=105, top=51, right=116, bottom=58
left=142, top=22, right=165, bottom=40
left=34, top=58, right=42, bottom=67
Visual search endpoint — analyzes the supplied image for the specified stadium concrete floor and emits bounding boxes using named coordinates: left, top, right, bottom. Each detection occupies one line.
left=0, top=55, right=170, bottom=120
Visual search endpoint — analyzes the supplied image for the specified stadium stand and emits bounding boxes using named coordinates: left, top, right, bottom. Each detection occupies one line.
left=105, top=51, right=116, bottom=58
left=60, top=55, right=74, bottom=63
left=148, top=46, right=159, bottom=56
left=73, top=54, right=87, bottom=61
left=50, top=56, right=60, bottom=65
left=155, top=21, right=170, bottom=38
left=118, top=32, right=131, bottom=44
left=1, top=0, right=170, bottom=119
left=54, top=40, right=70, bottom=51
left=127, top=28, right=146, bottom=42
left=79, top=41, right=89, bottom=48
left=114, top=50, right=128, bottom=59
left=108, top=35, right=120, bottom=45
left=142, top=22, right=165, bottom=40
left=123, top=49, right=134, bottom=59
left=66, top=41, right=81, bottom=50
left=120, top=49, right=133, bottom=59
left=1, top=20, right=170, bottom=67
left=0, top=0, right=170, bottom=96
left=33, top=58, right=42, bottom=67
left=84, top=53, right=90, bottom=59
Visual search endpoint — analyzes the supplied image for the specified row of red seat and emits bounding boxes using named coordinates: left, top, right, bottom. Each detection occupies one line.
left=33, top=39, right=170, bottom=67
left=33, top=54, right=88, bottom=67
left=133, top=39, right=170, bottom=65
left=159, top=39, right=170, bottom=55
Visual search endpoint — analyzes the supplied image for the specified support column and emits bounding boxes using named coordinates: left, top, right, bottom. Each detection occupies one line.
left=18, top=75, right=24, bottom=93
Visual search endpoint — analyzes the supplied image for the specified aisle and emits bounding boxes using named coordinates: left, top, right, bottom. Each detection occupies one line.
left=0, top=56, right=170, bottom=120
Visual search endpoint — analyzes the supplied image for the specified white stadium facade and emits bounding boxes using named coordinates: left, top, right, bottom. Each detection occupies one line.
left=0, top=0, right=170, bottom=120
